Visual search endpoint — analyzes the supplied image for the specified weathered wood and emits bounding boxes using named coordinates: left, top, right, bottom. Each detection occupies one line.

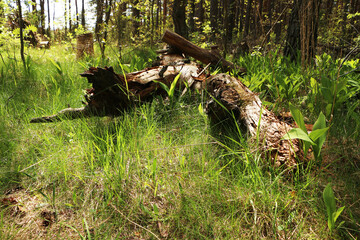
left=205, top=73, right=302, bottom=167
left=162, top=29, right=235, bottom=71
left=30, top=60, right=206, bottom=122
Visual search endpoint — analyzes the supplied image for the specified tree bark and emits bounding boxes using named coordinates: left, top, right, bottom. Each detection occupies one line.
left=205, top=73, right=301, bottom=167
left=17, top=0, right=25, bottom=68
left=69, top=0, right=72, bottom=33
left=75, top=0, right=79, bottom=28
left=40, top=0, right=45, bottom=35
left=47, top=0, right=50, bottom=36
left=81, top=0, right=85, bottom=27
left=162, top=29, right=236, bottom=71
left=210, top=0, right=219, bottom=40
left=132, top=0, right=140, bottom=37
left=284, top=0, right=302, bottom=62
left=172, top=0, right=188, bottom=39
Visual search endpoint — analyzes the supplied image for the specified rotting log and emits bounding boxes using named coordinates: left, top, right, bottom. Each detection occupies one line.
left=162, top=29, right=236, bottom=71
left=30, top=33, right=302, bottom=167
left=205, top=73, right=302, bottom=167
left=30, top=57, right=207, bottom=123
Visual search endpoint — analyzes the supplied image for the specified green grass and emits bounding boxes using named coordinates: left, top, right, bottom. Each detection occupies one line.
left=0, top=44, right=359, bottom=239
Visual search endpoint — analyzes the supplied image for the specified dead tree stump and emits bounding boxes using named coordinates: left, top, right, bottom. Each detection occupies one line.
left=76, top=33, right=94, bottom=59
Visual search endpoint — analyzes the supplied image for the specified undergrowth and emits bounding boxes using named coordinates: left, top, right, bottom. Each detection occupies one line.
left=0, top=44, right=359, bottom=239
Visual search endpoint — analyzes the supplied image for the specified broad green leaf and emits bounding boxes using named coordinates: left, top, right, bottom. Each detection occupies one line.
left=323, top=183, right=336, bottom=230
left=169, top=72, right=181, bottom=98
left=282, top=128, right=315, bottom=145
left=309, top=128, right=329, bottom=142
left=333, top=206, right=345, bottom=223
left=153, top=80, right=170, bottom=95
left=312, top=112, right=328, bottom=159
left=289, top=104, right=307, bottom=133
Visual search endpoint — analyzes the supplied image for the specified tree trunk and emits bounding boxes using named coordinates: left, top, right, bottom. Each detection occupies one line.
left=65, top=0, right=67, bottom=35
left=95, top=0, right=104, bottom=50
left=172, top=0, right=188, bottom=39
left=284, top=0, right=302, bottom=62
left=47, top=0, right=50, bottom=36
left=40, top=0, right=45, bottom=35
left=210, top=0, right=219, bottom=40
left=69, top=0, right=72, bottom=32
left=81, top=0, right=85, bottom=27
left=163, top=0, right=167, bottom=28
left=244, top=0, right=252, bottom=36
left=75, top=0, right=79, bottom=28
left=189, top=0, right=195, bottom=33
left=17, top=0, right=25, bottom=68
left=300, top=0, right=322, bottom=66
left=132, top=0, right=140, bottom=37
left=162, top=29, right=236, bottom=71
left=205, top=73, right=301, bottom=167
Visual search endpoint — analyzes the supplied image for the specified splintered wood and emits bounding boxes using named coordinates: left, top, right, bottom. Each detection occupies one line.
left=205, top=74, right=301, bottom=167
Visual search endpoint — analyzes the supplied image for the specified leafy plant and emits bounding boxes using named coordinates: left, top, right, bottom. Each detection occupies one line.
left=283, top=104, right=328, bottom=161
left=154, top=72, right=181, bottom=101
left=323, top=183, right=345, bottom=232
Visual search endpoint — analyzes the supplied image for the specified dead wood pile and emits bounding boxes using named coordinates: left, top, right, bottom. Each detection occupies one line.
left=30, top=30, right=302, bottom=167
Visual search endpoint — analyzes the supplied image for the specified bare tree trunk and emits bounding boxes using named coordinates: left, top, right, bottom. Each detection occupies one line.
left=300, top=0, right=322, bottom=66
left=132, top=0, right=140, bottom=37
left=284, top=0, right=302, bottom=62
left=39, top=0, right=45, bottom=35
left=210, top=0, right=218, bottom=40
left=65, top=0, right=68, bottom=35
left=244, top=0, right=252, bottom=36
left=189, top=0, right=195, bottom=33
left=95, top=0, right=104, bottom=48
left=17, top=0, right=25, bottom=68
left=75, top=0, right=79, bottom=28
left=69, top=0, right=72, bottom=32
left=163, top=0, right=167, bottom=28
left=47, top=0, right=50, bottom=36
left=172, top=0, right=188, bottom=39
left=81, top=0, right=85, bottom=27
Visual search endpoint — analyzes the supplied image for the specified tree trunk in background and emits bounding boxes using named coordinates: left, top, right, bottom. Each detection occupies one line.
left=163, top=0, right=167, bottom=28
left=274, top=1, right=282, bottom=43
left=95, top=0, right=104, bottom=55
left=75, top=0, right=79, bottom=27
left=81, top=0, right=85, bottom=27
left=284, top=0, right=302, bottom=62
left=102, top=0, right=112, bottom=57
left=17, top=0, right=25, bottom=68
left=69, top=0, right=72, bottom=32
left=172, top=0, right=188, bottom=39
left=65, top=0, right=67, bottom=35
left=226, top=0, right=235, bottom=42
left=32, top=0, right=36, bottom=12
left=47, top=0, right=50, bottom=36
left=132, top=0, right=140, bottom=37
left=39, top=0, right=45, bottom=35
left=239, top=0, right=244, bottom=34
left=300, top=0, right=322, bottom=66
left=189, top=0, right=195, bottom=33
left=116, top=2, right=127, bottom=56
left=244, top=0, right=252, bottom=36
left=196, top=0, right=204, bottom=32
left=210, top=0, right=218, bottom=40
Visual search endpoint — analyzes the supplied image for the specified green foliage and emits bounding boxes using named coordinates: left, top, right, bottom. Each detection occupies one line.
left=323, top=183, right=345, bottom=232
left=0, top=44, right=359, bottom=239
left=283, top=104, right=328, bottom=161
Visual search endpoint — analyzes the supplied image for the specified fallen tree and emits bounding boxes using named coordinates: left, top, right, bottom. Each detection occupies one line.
left=31, top=30, right=302, bottom=167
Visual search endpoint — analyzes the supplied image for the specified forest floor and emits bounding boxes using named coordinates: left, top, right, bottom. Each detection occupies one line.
left=0, top=44, right=359, bottom=239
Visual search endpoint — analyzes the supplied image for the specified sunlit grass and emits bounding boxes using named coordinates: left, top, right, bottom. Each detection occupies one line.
left=0, top=45, right=359, bottom=239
